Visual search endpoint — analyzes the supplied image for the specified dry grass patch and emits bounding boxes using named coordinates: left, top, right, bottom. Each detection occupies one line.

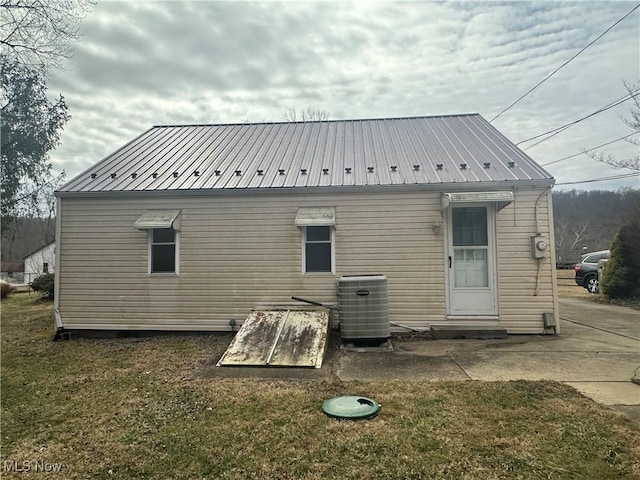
left=556, top=269, right=592, bottom=299
left=0, top=281, right=16, bottom=299
left=2, top=293, right=639, bottom=479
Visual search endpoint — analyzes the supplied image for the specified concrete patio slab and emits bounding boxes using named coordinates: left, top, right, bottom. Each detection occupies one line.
left=454, top=351, right=639, bottom=382
left=337, top=352, right=469, bottom=382
left=565, top=382, right=640, bottom=406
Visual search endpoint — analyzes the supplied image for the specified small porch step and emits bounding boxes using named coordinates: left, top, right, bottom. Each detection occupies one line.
left=430, top=325, right=507, bottom=340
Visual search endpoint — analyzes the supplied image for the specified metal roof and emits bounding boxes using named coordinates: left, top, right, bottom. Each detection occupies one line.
left=59, top=114, right=554, bottom=194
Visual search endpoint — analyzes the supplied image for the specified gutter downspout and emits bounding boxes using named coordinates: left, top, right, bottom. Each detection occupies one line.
left=533, top=189, right=548, bottom=297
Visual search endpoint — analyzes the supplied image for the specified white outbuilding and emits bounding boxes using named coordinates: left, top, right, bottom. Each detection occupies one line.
left=24, top=242, right=55, bottom=283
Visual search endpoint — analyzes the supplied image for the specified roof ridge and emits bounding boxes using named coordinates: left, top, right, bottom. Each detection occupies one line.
left=152, top=113, right=482, bottom=129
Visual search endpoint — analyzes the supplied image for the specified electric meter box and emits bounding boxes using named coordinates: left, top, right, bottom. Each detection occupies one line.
left=530, top=234, right=548, bottom=259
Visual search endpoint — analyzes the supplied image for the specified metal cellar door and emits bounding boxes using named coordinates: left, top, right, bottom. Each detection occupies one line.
left=446, top=205, right=498, bottom=316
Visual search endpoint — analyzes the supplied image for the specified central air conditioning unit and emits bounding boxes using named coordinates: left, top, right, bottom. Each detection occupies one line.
left=337, top=274, right=389, bottom=343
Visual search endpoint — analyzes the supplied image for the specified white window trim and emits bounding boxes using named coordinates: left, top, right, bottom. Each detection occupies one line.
left=148, top=229, right=180, bottom=276
left=301, top=226, right=335, bottom=274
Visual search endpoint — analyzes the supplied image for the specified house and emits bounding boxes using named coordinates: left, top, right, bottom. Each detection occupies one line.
left=54, top=114, right=558, bottom=335
left=24, top=242, right=56, bottom=282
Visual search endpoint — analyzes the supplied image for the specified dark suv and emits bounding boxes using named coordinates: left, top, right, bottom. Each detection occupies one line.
left=574, top=250, right=610, bottom=293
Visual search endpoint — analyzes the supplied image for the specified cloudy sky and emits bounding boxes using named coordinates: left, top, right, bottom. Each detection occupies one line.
left=48, top=0, right=640, bottom=191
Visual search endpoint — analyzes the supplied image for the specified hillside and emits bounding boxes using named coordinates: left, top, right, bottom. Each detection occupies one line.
left=552, top=188, right=640, bottom=265
left=1, top=217, right=55, bottom=262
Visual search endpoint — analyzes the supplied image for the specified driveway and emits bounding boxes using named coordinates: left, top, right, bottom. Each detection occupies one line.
left=337, top=297, right=640, bottom=422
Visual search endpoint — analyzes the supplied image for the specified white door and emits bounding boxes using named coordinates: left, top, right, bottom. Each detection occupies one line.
left=446, top=205, right=497, bottom=316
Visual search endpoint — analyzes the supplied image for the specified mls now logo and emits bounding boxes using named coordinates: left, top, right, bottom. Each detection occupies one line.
left=3, top=460, right=64, bottom=473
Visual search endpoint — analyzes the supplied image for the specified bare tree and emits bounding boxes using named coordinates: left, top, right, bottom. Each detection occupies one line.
left=18, top=169, right=65, bottom=239
left=1, top=170, right=62, bottom=261
left=0, top=0, right=92, bottom=71
left=554, top=220, right=591, bottom=265
left=584, top=80, right=640, bottom=172
left=283, top=107, right=331, bottom=122
left=552, top=189, right=638, bottom=266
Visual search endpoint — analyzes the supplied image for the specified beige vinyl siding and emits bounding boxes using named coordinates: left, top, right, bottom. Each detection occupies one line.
left=57, top=191, right=444, bottom=331
left=495, top=187, right=557, bottom=333
left=57, top=187, right=557, bottom=333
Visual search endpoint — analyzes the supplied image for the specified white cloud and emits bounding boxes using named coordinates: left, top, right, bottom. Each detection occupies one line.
left=47, top=0, right=640, bottom=190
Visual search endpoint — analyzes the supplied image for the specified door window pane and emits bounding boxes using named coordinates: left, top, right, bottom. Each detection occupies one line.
left=454, top=248, right=488, bottom=287
left=452, top=207, right=487, bottom=246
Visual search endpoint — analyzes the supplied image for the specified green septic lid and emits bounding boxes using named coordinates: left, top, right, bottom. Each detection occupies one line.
left=321, top=396, right=380, bottom=420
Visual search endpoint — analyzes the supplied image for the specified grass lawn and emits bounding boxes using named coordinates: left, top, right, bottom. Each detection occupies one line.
left=2, top=293, right=639, bottom=479
left=555, top=269, right=592, bottom=299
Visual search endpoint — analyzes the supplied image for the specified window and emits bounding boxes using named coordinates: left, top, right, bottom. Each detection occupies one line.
left=150, top=228, right=178, bottom=274
left=43, top=263, right=49, bottom=274
left=452, top=207, right=488, bottom=246
left=304, top=226, right=333, bottom=273
left=584, top=252, right=608, bottom=264
left=295, top=207, right=336, bottom=274
left=452, top=207, right=489, bottom=288
left=584, top=254, right=598, bottom=264
left=134, top=210, right=181, bottom=275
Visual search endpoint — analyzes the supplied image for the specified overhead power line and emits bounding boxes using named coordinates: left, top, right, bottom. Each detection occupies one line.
left=541, top=132, right=639, bottom=166
left=516, top=89, right=638, bottom=148
left=555, top=172, right=639, bottom=186
left=489, top=3, right=640, bottom=123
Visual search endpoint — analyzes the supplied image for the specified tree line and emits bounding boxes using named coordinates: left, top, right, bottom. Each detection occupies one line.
left=553, top=188, right=640, bottom=265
